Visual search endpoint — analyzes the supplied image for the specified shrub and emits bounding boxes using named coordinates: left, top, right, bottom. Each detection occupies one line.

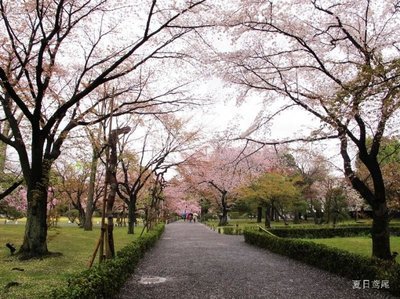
left=228, top=212, right=241, bottom=219
left=50, top=224, right=165, bottom=299
left=268, top=226, right=400, bottom=238
left=201, top=213, right=216, bottom=221
left=244, top=229, right=400, bottom=297
left=217, top=225, right=243, bottom=235
left=217, top=226, right=236, bottom=235
left=64, top=209, right=79, bottom=224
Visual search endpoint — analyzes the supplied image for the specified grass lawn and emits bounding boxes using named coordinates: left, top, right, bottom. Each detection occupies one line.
left=304, top=236, right=400, bottom=264
left=0, top=223, right=142, bottom=299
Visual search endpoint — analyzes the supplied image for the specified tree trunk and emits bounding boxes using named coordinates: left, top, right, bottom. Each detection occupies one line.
left=219, top=213, right=228, bottom=226
left=84, top=148, right=99, bottom=231
left=273, top=206, right=279, bottom=222
left=0, top=121, right=10, bottom=173
left=354, top=206, right=359, bottom=222
left=265, top=204, right=271, bottom=228
left=273, top=202, right=288, bottom=225
left=332, top=212, right=337, bottom=228
left=371, top=202, right=391, bottom=259
left=256, top=206, right=262, bottom=223
left=339, top=132, right=392, bottom=260
left=19, top=134, right=52, bottom=258
left=315, top=208, right=323, bottom=225
left=105, top=178, right=117, bottom=259
left=218, top=191, right=228, bottom=226
left=294, top=212, right=299, bottom=224
left=218, top=190, right=229, bottom=226
left=127, top=197, right=136, bottom=234
left=104, top=128, right=128, bottom=259
left=78, top=208, right=86, bottom=228
left=326, top=198, right=332, bottom=224
left=19, top=180, right=49, bottom=258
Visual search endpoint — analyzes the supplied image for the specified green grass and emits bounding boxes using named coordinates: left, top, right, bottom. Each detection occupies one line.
left=303, top=236, right=400, bottom=263
left=0, top=223, right=142, bottom=299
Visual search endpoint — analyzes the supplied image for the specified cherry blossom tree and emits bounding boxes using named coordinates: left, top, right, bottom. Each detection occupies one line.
left=179, top=143, right=277, bottom=226
left=118, top=115, right=200, bottom=234
left=225, top=0, right=400, bottom=260
left=55, top=161, right=91, bottom=227
left=0, top=0, right=207, bottom=258
left=163, top=177, right=201, bottom=218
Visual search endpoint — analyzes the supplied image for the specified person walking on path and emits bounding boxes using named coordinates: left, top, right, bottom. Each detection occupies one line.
left=118, top=222, right=397, bottom=299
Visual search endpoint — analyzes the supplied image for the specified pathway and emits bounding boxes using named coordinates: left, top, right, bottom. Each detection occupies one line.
left=118, top=222, right=396, bottom=299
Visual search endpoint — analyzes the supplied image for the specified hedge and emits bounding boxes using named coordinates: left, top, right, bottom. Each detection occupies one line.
left=263, top=226, right=400, bottom=238
left=49, top=224, right=165, bottom=299
left=210, top=224, right=400, bottom=237
left=244, top=229, right=400, bottom=297
left=269, top=227, right=373, bottom=238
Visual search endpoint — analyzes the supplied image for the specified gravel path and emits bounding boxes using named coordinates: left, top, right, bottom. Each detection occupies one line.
left=117, top=222, right=397, bottom=299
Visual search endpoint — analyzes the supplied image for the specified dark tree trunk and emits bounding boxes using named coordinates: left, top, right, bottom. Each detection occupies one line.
left=354, top=206, right=359, bottom=222
left=315, top=208, right=322, bottom=224
left=371, top=202, right=391, bottom=259
left=265, top=204, right=271, bottom=228
left=340, top=132, right=392, bottom=260
left=275, top=210, right=280, bottom=221
left=71, top=198, right=86, bottom=228
left=332, top=212, right=338, bottom=228
left=219, top=213, right=228, bottom=226
left=18, top=126, right=53, bottom=258
left=105, top=176, right=117, bottom=258
left=78, top=208, right=86, bottom=228
left=19, top=155, right=52, bottom=258
left=294, top=212, right=299, bottom=224
left=218, top=191, right=229, bottom=226
left=273, top=202, right=288, bottom=225
left=127, top=197, right=136, bottom=234
left=104, top=127, right=129, bottom=258
left=207, top=181, right=229, bottom=226
left=326, top=199, right=332, bottom=224
left=257, top=206, right=262, bottom=223
left=104, top=134, right=117, bottom=259
left=20, top=185, right=49, bottom=258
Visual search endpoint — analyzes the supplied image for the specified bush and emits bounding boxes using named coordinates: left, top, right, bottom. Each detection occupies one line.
left=244, top=229, right=400, bottom=297
left=0, top=203, right=24, bottom=220
left=216, top=226, right=236, bottom=235
left=201, top=213, right=216, bottom=221
left=228, top=212, right=241, bottom=219
left=50, top=224, right=165, bottom=299
left=64, top=209, right=80, bottom=224
left=217, top=225, right=243, bottom=235
left=267, top=226, right=400, bottom=238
